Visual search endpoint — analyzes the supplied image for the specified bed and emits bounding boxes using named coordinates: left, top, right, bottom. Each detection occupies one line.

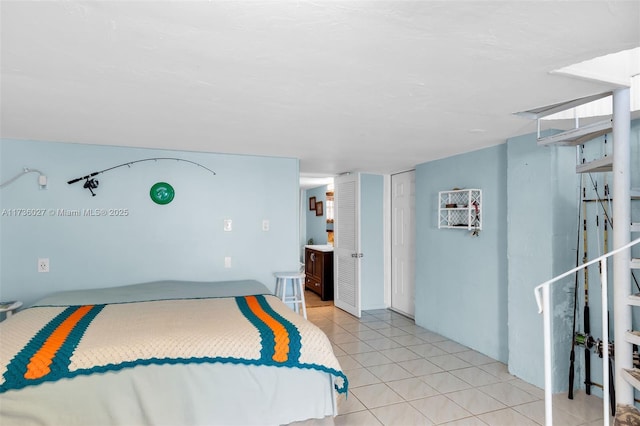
left=0, top=280, right=348, bottom=425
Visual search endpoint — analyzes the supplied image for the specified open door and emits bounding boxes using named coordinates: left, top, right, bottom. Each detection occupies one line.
left=391, top=170, right=416, bottom=317
left=334, top=173, right=361, bottom=318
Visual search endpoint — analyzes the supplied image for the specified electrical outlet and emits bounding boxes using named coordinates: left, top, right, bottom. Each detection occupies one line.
left=224, top=257, right=232, bottom=268
left=224, top=219, right=232, bottom=232
left=38, top=258, right=50, bottom=273
left=262, top=220, right=269, bottom=231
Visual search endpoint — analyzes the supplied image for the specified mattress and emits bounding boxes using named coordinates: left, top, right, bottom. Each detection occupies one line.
left=0, top=280, right=347, bottom=425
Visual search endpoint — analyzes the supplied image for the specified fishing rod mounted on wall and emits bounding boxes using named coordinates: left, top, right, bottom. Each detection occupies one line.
left=67, top=158, right=216, bottom=197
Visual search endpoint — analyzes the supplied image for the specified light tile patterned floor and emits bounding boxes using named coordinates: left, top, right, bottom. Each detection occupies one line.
left=305, top=305, right=610, bottom=426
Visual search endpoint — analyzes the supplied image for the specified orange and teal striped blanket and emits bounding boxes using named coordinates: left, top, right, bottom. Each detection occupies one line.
left=0, top=294, right=347, bottom=394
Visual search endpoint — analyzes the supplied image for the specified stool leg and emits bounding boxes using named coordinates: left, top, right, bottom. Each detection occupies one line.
left=291, top=278, right=300, bottom=314
left=277, top=278, right=286, bottom=302
left=298, top=277, right=307, bottom=319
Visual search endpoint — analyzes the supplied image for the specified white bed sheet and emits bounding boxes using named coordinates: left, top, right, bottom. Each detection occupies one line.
left=1, top=363, right=336, bottom=425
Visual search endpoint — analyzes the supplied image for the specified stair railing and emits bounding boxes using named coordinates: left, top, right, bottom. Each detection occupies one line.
left=534, top=236, right=640, bottom=426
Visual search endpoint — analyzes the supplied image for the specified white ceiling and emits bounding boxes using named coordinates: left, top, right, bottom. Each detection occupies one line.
left=1, top=1, right=639, bottom=179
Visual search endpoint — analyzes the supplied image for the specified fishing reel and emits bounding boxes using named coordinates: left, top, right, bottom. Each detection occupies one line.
left=594, top=339, right=614, bottom=359
left=575, top=332, right=614, bottom=358
left=574, top=332, right=595, bottom=350
left=83, top=177, right=99, bottom=196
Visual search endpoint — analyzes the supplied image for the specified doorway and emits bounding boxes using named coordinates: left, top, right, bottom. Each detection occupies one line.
left=390, top=170, right=416, bottom=317
left=300, top=176, right=336, bottom=309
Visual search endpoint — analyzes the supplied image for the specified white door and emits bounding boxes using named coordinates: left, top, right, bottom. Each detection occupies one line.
left=334, top=173, right=361, bottom=318
left=391, top=170, right=415, bottom=317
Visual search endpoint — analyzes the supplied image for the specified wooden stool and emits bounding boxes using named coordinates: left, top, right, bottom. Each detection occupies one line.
left=274, top=271, right=307, bottom=319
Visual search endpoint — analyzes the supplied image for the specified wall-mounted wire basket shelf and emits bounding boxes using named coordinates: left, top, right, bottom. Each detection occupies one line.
left=438, top=189, right=482, bottom=231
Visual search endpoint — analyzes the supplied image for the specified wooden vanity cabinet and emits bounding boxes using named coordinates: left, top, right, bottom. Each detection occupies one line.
left=304, top=248, right=334, bottom=301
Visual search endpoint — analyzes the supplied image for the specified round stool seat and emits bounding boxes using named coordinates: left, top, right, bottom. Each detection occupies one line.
left=273, top=271, right=307, bottom=319
left=274, top=271, right=304, bottom=279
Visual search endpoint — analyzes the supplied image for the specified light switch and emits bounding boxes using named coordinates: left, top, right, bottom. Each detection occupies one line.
left=38, top=258, right=50, bottom=273
left=224, top=219, right=232, bottom=231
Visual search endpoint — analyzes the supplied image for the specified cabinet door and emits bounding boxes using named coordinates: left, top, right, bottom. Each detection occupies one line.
left=307, top=249, right=324, bottom=280
left=314, top=251, right=324, bottom=281
left=305, top=249, right=314, bottom=276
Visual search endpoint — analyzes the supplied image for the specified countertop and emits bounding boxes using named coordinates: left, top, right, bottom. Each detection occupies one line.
left=305, top=245, right=334, bottom=252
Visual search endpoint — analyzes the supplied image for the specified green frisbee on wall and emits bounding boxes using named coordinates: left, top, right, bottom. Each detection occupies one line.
left=150, top=182, right=175, bottom=205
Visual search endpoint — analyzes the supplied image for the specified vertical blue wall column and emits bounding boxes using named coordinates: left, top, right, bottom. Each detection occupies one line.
left=506, top=132, right=577, bottom=391
left=360, top=174, right=384, bottom=310
left=415, top=145, right=508, bottom=363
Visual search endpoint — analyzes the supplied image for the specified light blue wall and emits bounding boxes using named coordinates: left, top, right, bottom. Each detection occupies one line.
left=0, top=139, right=300, bottom=307
left=415, top=144, right=509, bottom=362
left=305, top=185, right=328, bottom=245
left=414, top=122, right=639, bottom=393
left=360, top=174, right=385, bottom=310
left=506, top=131, right=578, bottom=391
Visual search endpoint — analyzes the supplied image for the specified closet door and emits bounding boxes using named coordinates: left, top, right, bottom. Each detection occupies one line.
left=391, top=170, right=416, bottom=317
left=334, top=173, right=361, bottom=318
